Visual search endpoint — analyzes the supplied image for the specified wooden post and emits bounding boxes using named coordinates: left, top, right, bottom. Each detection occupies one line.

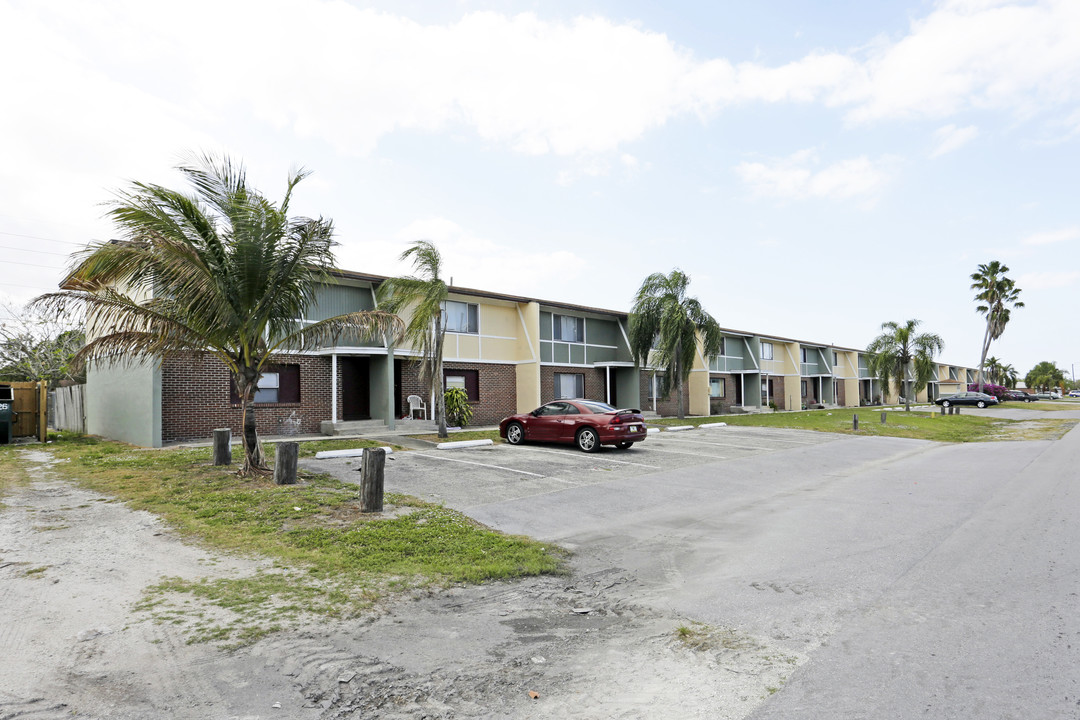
left=940, top=406, right=946, bottom=416
left=881, top=411, right=887, bottom=424
left=274, top=441, right=298, bottom=485
left=360, top=448, right=386, bottom=513
left=212, top=428, right=232, bottom=466
left=853, top=413, right=859, bottom=431
left=38, top=381, right=48, bottom=442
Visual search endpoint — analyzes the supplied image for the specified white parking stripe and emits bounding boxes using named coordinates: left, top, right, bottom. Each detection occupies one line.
left=507, top=445, right=660, bottom=469
left=641, top=446, right=728, bottom=459
left=410, top=452, right=546, bottom=477
left=656, top=435, right=779, bottom=451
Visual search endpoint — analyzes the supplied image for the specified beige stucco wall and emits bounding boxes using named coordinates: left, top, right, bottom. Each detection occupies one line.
left=515, top=301, right=541, bottom=412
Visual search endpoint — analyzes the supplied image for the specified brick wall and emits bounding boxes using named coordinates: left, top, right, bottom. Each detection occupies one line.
left=541, top=366, right=610, bottom=406
left=708, top=373, right=739, bottom=414
left=399, top=361, right=517, bottom=427
left=161, top=352, right=333, bottom=443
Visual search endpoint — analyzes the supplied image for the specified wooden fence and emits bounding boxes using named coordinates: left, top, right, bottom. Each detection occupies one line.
left=51, top=384, right=86, bottom=434
left=2, top=381, right=48, bottom=442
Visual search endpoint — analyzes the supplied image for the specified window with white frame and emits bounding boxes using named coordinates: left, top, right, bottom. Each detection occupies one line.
left=718, top=337, right=727, bottom=355
left=553, top=314, right=585, bottom=343
left=800, top=347, right=809, bottom=363
left=554, top=372, right=584, bottom=399
left=648, top=373, right=664, bottom=399
left=833, top=351, right=839, bottom=366
left=254, top=372, right=280, bottom=403
left=761, top=341, right=774, bottom=360
left=442, top=300, right=479, bottom=334
left=710, top=377, right=726, bottom=397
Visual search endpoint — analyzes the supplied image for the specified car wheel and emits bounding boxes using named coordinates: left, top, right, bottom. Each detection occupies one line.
left=615, top=441, right=634, bottom=450
left=942, top=400, right=951, bottom=408
left=977, top=401, right=986, bottom=408
left=505, top=422, right=525, bottom=445
left=576, top=427, right=600, bottom=453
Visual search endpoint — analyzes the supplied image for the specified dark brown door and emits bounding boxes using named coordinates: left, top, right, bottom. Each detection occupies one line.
left=341, top=357, right=370, bottom=420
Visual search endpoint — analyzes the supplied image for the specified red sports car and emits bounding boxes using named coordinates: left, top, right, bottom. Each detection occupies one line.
left=499, top=399, right=648, bottom=452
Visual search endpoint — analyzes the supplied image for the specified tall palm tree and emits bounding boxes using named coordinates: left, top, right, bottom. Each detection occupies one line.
left=865, top=319, right=944, bottom=412
left=971, top=261, right=1024, bottom=392
left=628, top=269, right=721, bottom=419
left=998, top=362, right=1019, bottom=389
left=376, top=240, right=451, bottom=438
left=34, top=154, right=400, bottom=474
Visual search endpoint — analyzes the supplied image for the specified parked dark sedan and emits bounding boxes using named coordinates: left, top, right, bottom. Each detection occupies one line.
left=934, top=392, right=999, bottom=408
left=499, top=399, right=648, bottom=452
left=1004, top=390, right=1037, bottom=402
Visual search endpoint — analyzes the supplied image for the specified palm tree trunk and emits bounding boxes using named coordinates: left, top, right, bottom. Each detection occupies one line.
left=434, top=321, right=447, bottom=439
left=676, top=337, right=685, bottom=420
left=238, top=385, right=266, bottom=474
left=976, top=320, right=992, bottom=393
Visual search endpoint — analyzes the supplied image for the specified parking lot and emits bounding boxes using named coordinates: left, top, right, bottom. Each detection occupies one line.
left=302, top=425, right=842, bottom=511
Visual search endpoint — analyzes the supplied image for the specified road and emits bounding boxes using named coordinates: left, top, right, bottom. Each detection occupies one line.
left=358, top=418, right=1080, bottom=718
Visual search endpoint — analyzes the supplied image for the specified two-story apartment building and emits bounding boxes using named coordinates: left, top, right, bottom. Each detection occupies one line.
left=82, top=268, right=978, bottom=447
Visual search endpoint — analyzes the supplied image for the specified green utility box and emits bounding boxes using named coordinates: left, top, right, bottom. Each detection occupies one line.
left=0, top=385, right=13, bottom=444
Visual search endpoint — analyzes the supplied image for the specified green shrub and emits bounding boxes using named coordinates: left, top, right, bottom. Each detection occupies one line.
left=444, top=387, right=473, bottom=428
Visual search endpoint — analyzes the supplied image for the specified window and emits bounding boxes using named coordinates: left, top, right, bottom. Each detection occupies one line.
left=801, top=380, right=808, bottom=398
left=554, top=372, right=584, bottom=399
left=442, top=300, right=479, bottom=334
left=761, top=342, right=774, bottom=360
left=833, top=351, right=839, bottom=366
left=710, top=377, right=726, bottom=398
left=553, top=314, right=585, bottom=343
left=444, top=369, right=479, bottom=401
left=800, top=348, right=809, bottom=363
left=648, top=373, right=664, bottom=399
left=231, top=364, right=300, bottom=404
left=718, top=337, right=727, bottom=356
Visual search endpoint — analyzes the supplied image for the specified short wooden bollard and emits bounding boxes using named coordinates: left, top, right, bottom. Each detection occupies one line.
left=360, top=448, right=386, bottom=513
left=881, top=411, right=887, bottom=424
left=853, top=413, right=859, bottom=431
left=940, top=406, right=946, bottom=416
left=212, top=428, right=232, bottom=466
left=274, top=441, right=298, bottom=485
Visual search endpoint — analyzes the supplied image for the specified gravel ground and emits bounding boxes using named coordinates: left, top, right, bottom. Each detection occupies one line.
left=0, top=448, right=794, bottom=719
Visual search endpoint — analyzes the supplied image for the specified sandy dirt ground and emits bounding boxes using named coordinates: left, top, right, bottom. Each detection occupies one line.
left=0, top=450, right=798, bottom=720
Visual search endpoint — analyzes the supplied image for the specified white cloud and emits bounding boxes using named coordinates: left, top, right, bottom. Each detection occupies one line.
left=1018, top=270, right=1080, bottom=289
left=386, top=217, right=584, bottom=296
left=6, top=0, right=1078, bottom=164
left=735, top=150, right=894, bottom=201
left=931, top=124, right=980, bottom=157
left=1022, top=226, right=1080, bottom=245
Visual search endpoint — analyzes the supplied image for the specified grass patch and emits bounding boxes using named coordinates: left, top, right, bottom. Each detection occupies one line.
left=650, top=408, right=1077, bottom=442
left=13, top=437, right=564, bottom=646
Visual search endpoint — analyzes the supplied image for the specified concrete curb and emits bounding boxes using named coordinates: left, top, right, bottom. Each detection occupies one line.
left=314, top=446, right=395, bottom=460
left=436, top=439, right=495, bottom=450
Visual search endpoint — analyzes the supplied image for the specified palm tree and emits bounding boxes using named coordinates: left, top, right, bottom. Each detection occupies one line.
left=1025, top=361, right=1065, bottom=392
left=628, top=269, right=721, bottom=419
left=999, top=362, right=1019, bottom=389
left=984, top=356, right=1003, bottom=385
left=34, top=154, right=401, bottom=474
left=971, top=261, right=1023, bottom=392
left=376, top=240, right=451, bottom=438
left=865, top=319, right=945, bottom=412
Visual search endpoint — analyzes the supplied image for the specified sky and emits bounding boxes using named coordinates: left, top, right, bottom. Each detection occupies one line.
left=1, top=0, right=1078, bottom=379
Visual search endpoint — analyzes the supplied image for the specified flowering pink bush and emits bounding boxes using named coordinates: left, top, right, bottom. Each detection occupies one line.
left=968, top=382, right=1007, bottom=399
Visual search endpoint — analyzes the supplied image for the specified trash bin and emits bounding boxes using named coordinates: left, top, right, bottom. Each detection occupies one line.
left=0, top=385, right=13, bottom=445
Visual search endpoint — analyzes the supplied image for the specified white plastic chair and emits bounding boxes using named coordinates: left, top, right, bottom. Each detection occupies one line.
left=407, top=394, right=427, bottom=420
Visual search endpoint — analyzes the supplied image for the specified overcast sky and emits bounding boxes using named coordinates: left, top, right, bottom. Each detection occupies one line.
left=2, top=0, right=1078, bottom=378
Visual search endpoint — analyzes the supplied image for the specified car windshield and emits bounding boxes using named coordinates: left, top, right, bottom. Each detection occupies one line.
left=577, top=400, right=616, bottom=414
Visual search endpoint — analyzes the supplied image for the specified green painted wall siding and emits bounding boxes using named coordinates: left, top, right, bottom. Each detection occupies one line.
left=585, top=318, right=618, bottom=346
left=309, top=284, right=375, bottom=321
left=585, top=345, right=617, bottom=363
left=539, top=312, right=553, bottom=341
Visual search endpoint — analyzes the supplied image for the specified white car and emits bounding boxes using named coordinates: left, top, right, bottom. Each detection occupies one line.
left=1068, top=390, right=1080, bottom=398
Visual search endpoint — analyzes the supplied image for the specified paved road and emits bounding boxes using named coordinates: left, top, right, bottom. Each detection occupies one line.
left=308, top=417, right=1080, bottom=717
